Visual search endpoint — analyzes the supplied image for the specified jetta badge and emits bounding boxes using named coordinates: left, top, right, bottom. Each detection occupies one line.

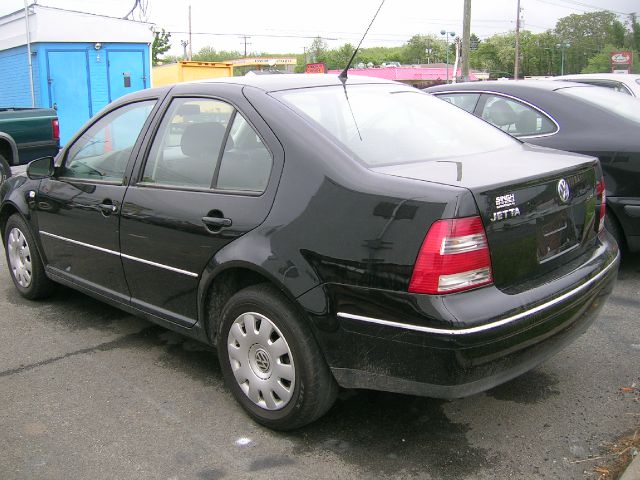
left=557, top=179, right=570, bottom=203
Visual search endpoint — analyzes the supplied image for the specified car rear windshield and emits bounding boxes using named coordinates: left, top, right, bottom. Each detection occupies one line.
left=559, top=86, right=640, bottom=125
left=274, top=84, right=516, bottom=166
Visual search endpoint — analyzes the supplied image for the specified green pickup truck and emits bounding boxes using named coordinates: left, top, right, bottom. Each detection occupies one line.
left=0, top=108, right=60, bottom=183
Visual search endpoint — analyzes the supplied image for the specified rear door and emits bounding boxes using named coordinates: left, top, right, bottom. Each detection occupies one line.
left=120, top=84, right=283, bottom=325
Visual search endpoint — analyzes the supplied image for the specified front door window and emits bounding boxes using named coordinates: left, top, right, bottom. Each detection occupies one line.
left=61, top=100, right=156, bottom=182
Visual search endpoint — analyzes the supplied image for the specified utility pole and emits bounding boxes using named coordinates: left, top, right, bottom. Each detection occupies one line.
left=514, top=0, right=521, bottom=79
left=240, top=36, right=251, bottom=57
left=461, top=0, right=471, bottom=82
left=23, top=0, right=35, bottom=107
left=188, top=5, right=192, bottom=60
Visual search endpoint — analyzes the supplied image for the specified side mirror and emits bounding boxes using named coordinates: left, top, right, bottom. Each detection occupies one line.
left=27, top=156, right=55, bottom=180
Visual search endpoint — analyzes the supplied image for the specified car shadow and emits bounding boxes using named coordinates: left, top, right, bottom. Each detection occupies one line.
left=5, top=261, right=628, bottom=478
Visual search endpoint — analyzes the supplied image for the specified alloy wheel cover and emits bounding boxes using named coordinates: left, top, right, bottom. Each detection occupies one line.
left=227, top=312, right=296, bottom=411
left=7, top=228, right=32, bottom=288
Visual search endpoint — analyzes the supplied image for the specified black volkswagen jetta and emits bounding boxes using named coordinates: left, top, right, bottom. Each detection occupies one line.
left=0, top=75, right=619, bottom=430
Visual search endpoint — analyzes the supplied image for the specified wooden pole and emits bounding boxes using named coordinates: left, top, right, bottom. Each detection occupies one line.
left=514, top=0, right=521, bottom=79
left=188, top=5, right=193, bottom=60
left=461, top=0, right=471, bottom=82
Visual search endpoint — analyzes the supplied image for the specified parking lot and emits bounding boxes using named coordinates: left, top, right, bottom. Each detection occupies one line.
left=0, top=250, right=638, bottom=480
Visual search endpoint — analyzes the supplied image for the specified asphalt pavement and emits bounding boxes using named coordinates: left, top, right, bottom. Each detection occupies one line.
left=0, top=250, right=638, bottom=479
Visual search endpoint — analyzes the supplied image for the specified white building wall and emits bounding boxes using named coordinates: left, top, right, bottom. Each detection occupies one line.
left=0, top=5, right=154, bottom=52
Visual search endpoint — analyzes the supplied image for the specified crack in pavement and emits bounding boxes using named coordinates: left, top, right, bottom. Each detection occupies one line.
left=0, top=326, right=161, bottom=378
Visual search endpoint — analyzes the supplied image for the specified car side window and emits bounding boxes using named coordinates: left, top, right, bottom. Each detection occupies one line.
left=141, top=98, right=272, bottom=193
left=436, top=93, right=480, bottom=113
left=480, top=95, right=556, bottom=137
left=592, top=80, right=632, bottom=95
left=141, top=98, right=233, bottom=189
left=217, top=113, right=273, bottom=192
left=62, top=100, right=156, bottom=182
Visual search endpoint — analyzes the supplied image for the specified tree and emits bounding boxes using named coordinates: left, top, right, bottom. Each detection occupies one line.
left=192, top=46, right=244, bottom=62
left=401, top=34, right=445, bottom=65
left=554, top=11, right=626, bottom=73
left=152, top=28, right=171, bottom=65
left=325, top=43, right=355, bottom=70
left=307, top=37, right=328, bottom=63
left=630, top=13, right=640, bottom=51
left=582, top=44, right=617, bottom=73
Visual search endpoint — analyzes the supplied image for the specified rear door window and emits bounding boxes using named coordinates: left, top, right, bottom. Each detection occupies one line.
left=578, top=80, right=632, bottom=95
left=141, top=97, right=272, bottom=193
left=479, top=94, right=557, bottom=137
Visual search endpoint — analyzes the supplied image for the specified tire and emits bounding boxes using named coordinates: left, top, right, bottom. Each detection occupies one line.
left=605, top=209, right=623, bottom=251
left=4, top=214, right=54, bottom=299
left=0, top=154, right=11, bottom=184
left=217, top=284, right=338, bottom=430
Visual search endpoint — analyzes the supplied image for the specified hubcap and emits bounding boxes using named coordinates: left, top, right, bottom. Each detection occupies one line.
left=7, top=227, right=32, bottom=288
left=227, top=312, right=295, bottom=411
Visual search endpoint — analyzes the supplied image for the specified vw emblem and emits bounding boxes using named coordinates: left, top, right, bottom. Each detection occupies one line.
left=557, top=179, right=570, bottom=203
left=255, top=349, right=271, bottom=373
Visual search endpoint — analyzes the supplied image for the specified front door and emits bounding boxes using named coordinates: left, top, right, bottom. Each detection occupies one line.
left=36, top=100, right=157, bottom=301
left=120, top=94, right=276, bottom=325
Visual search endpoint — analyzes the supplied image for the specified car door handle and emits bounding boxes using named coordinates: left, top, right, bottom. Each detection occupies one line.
left=98, top=203, right=118, bottom=215
left=202, top=216, right=232, bottom=228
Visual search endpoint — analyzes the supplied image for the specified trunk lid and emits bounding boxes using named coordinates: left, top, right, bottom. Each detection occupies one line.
left=372, top=144, right=600, bottom=288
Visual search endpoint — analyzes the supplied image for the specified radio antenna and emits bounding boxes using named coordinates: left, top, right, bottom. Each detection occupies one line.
left=339, top=0, right=386, bottom=83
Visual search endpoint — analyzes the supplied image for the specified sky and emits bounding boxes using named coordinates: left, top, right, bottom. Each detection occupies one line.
left=1, top=0, right=638, bottom=57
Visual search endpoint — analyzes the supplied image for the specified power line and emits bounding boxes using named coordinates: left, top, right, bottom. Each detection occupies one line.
left=169, top=30, right=339, bottom=40
left=531, top=0, right=630, bottom=16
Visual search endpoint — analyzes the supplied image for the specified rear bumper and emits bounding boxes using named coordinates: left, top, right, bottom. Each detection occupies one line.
left=300, top=235, right=619, bottom=399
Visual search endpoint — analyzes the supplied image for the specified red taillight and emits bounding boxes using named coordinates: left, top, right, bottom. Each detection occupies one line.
left=596, top=178, right=606, bottom=232
left=51, top=119, right=60, bottom=141
left=409, top=216, right=493, bottom=295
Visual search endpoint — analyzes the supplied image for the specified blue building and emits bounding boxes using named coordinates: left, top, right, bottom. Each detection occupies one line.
left=0, top=5, right=153, bottom=143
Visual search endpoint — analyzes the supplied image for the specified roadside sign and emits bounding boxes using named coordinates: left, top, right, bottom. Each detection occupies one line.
left=305, top=63, right=326, bottom=74
left=611, top=51, right=632, bottom=73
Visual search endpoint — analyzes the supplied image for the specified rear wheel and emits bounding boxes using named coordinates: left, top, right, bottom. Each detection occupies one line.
left=217, top=284, right=338, bottom=430
left=4, top=214, right=54, bottom=299
left=0, top=154, right=10, bottom=184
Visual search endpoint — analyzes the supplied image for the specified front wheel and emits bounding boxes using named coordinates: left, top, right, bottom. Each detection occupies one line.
left=4, top=214, right=54, bottom=299
left=217, top=284, right=338, bottom=430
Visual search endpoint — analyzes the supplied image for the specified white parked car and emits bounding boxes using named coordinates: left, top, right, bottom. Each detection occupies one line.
left=554, top=73, right=640, bottom=97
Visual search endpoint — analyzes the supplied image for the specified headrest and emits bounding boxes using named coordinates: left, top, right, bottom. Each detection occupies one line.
left=180, top=122, right=232, bottom=157
left=486, top=100, right=516, bottom=127
left=515, top=109, right=538, bottom=135
left=177, top=103, right=200, bottom=116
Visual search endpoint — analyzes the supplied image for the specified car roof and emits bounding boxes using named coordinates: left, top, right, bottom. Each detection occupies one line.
left=118, top=74, right=402, bottom=104
left=184, top=73, right=398, bottom=92
left=425, top=79, right=594, bottom=93
left=555, top=73, right=640, bottom=81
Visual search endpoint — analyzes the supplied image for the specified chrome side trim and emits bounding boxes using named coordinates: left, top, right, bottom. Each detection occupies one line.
left=39, top=231, right=199, bottom=278
left=40, top=231, right=119, bottom=256
left=337, top=252, right=619, bottom=336
left=120, top=253, right=199, bottom=278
